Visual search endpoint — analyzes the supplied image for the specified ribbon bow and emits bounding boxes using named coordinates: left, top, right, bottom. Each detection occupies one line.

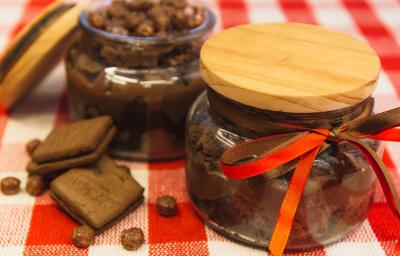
left=208, top=92, right=400, bottom=256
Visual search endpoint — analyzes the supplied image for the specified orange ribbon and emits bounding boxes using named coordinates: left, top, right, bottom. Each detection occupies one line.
left=213, top=95, right=400, bottom=256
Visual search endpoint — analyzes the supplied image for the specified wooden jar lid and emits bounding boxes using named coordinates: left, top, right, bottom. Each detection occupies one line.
left=200, top=23, right=381, bottom=113
left=0, top=1, right=82, bottom=109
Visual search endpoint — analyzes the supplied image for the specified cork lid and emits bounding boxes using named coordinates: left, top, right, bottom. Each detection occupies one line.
left=200, top=23, right=381, bottom=113
left=0, top=1, right=82, bottom=109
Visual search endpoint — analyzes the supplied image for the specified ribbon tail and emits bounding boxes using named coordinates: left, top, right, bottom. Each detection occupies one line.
left=268, top=145, right=322, bottom=256
left=370, top=127, right=400, bottom=142
left=342, top=135, right=400, bottom=219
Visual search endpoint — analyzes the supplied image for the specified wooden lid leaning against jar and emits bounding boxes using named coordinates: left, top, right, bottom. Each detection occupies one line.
left=200, top=22, right=381, bottom=113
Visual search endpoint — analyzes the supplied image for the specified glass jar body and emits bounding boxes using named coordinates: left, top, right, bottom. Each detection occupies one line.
left=186, top=91, right=381, bottom=249
left=65, top=9, right=215, bottom=161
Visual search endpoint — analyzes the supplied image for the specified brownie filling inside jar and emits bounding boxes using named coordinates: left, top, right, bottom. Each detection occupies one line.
left=65, top=0, right=215, bottom=160
left=185, top=90, right=380, bottom=249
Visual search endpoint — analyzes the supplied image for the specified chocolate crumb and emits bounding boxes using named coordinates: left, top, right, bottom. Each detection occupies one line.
left=160, top=0, right=187, bottom=9
left=125, top=12, right=146, bottom=29
left=136, top=20, right=154, bottom=36
left=156, top=195, right=178, bottom=216
left=128, top=0, right=154, bottom=11
left=26, top=175, right=45, bottom=196
left=171, top=10, right=188, bottom=31
left=107, top=0, right=129, bottom=18
left=72, top=225, right=95, bottom=248
left=1, top=177, right=20, bottom=195
left=88, top=11, right=107, bottom=29
left=107, top=25, right=129, bottom=36
left=121, top=227, right=145, bottom=251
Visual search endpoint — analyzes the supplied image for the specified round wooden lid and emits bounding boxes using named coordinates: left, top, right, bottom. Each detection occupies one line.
left=200, top=23, right=381, bottom=113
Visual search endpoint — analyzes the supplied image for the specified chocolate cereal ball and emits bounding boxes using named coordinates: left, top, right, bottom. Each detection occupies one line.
left=121, top=227, right=145, bottom=251
left=156, top=195, right=178, bottom=216
left=25, top=175, right=46, bottom=196
left=72, top=226, right=95, bottom=248
left=1, top=177, right=20, bottom=195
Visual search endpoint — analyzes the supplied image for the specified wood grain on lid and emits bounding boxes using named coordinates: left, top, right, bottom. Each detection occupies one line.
left=200, top=23, right=381, bottom=113
left=0, top=1, right=82, bottom=109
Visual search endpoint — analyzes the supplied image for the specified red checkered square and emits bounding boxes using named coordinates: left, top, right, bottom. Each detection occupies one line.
left=278, top=0, right=316, bottom=24
left=218, top=0, right=250, bottom=28
left=368, top=203, right=400, bottom=241
left=148, top=203, right=207, bottom=244
left=368, top=203, right=400, bottom=256
left=0, top=205, right=33, bottom=246
left=25, top=204, right=77, bottom=246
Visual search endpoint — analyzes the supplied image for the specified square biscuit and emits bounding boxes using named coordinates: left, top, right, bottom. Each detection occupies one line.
left=27, top=116, right=116, bottom=175
left=50, top=155, right=145, bottom=232
left=32, top=116, right=113, bottom=163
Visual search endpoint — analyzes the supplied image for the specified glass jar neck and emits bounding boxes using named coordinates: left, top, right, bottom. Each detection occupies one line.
left=207, top=89, right=374, bottom=130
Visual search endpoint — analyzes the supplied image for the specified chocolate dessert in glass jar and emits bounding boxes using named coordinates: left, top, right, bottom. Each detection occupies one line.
left=65, top=0, right=216, bottom=160
left=186, top=23, right=383, bottom=249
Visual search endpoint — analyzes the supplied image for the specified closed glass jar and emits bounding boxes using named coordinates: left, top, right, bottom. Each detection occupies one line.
left=186, top=23, right=383, bottom=250
left=186, top=90, right=381, bottom=249
left=65, top=1, right=216, bottom=160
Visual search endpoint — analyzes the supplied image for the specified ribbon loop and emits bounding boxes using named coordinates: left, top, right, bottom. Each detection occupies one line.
left=221, top=131, right=329, bottom=180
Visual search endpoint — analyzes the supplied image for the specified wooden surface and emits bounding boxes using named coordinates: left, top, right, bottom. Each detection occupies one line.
left=0, top=1, right=81, bottom=109
left=200, top=22, right=381, bottom=113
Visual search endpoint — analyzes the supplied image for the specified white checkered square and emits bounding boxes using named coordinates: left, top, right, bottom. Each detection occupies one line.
left=325, top=241, right=386, bottom=256
left=0, top=205, right=33, bottom=246
left=89, top=244, right=149, bottom=256
left=0, top=245, right=24, bottom=256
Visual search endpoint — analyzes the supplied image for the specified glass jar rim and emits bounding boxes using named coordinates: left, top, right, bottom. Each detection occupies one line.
left=79, top=7, right=216, bottom=46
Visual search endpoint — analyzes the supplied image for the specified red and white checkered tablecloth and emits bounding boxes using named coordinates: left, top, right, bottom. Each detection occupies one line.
left=0, top=0, right=400, bottom=255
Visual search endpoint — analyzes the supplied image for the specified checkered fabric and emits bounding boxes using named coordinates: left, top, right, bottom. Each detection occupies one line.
left=0, top=0, right=400, bottom=255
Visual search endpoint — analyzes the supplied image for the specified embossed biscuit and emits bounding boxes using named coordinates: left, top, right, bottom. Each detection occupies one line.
left=50, top=155, right=144, bottom=233
left=27, top=116, right=116, bottom=174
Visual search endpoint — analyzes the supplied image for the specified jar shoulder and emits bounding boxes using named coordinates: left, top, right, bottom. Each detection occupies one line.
left=186, top=92, right=382, bottom=180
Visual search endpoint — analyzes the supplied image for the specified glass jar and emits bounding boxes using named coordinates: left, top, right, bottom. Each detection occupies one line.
left=65, top=2, right=216, bottom=161
left=186, top=90, right=381, bottom=249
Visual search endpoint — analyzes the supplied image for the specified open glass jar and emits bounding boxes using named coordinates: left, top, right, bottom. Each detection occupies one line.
left=65, top=0, right=216, bottom=160
left=186, top=23, right=382, bottom=249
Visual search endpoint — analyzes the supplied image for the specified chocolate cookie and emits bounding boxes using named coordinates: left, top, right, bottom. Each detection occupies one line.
left=50, top=155, right=144, bottom=233
left=27, top=116, right=116, bottom=174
